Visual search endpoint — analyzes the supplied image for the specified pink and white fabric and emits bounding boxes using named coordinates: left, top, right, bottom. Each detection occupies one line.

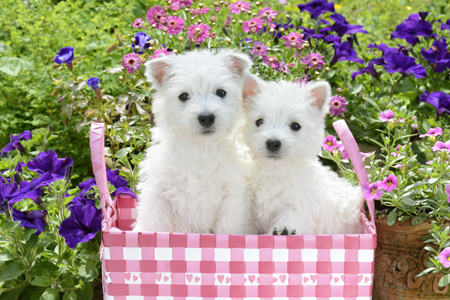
left=90, top=120, right=377, bottom=300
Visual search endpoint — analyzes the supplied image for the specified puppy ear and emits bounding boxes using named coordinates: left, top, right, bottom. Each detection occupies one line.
left=305, top=81, right=331, bottom=115
left=242, top=75, right=260, bottom=107
left=145, top=57, right=171, bottom=88
left=225, top=52, right=252, bottom=76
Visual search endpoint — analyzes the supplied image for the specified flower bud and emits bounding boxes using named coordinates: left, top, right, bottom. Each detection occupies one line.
left=303, top=43, right=310, bottom=48
left=211, top=32, right=217, bottom=38
left=52, top=89, right=58, bottom=97
left=240, top=7, right=245, bottom=12
left=271, top=15, right=276, bottom=20
left=220, top=0, right=223, bottom=3
left=239, top=20, right=244, bottom=24
left=315, top=71, right=320, bottom=75
left=286, top=14, right=290, bottom=18
left=163, top=5, right=169, bottom=10
left=269, top=58, right=274, bottom=62
left=211, top=16, right=216, bottom=22
left=251, top=27, right=257, bottom=33
left=316, top=77, right=321, bottom=81
left=226, top=37, right=232, bottom=43
left=179, top=36, right=184, bottom=41
left=131, top=38, right=136, bottom=43
left=325, top=67, right=330, bottom=72
left=269, top=28, right=275, bottom=33
left=196, top=27, right=201, bottom=32
left=152, top=24, right=157, bottom=28
left=291, top=42, right=297, bottom=47
left=214, top=1, right=219, bottom=5
left=289, top=62, right=295, bottom=68
left=191, top=38, right=197, bottom=43
left=142, top=58, right=147, bottom=63
left=150, top=40, right=155, bottom=46
left=279, top=28, right=285, bottom=33
left=119, top=76, right=124, bottom=81
left=191, top=16, right=194, bottom=20
left=57, top=94, right=66, bottom=103
left=212, top=22, right=216, bottom=26
left=337, top=88, right=342, bottom=93
left=255, top=1, right=260, bottom=5
left=135, top=45, right=140, bottom=50
left=197, top=19, right=202, bottom=23
left=173, top=49, right=178, bottom=54
left=252, top=13, right=256, bottom=16
left=224, top=1, right=229, bottom=6
left=148, top=47, right=153, bottom=51
left=168, top=0, right=172, bottom=4
left=247, top=10, right=252, bottom=15
left=185, top=8, right=189, bottom=11
left=199, top=3, right=204, bottom=7
left=313, top=61, right=318, bottom=65
left=163, top=27, right=168, bottom=32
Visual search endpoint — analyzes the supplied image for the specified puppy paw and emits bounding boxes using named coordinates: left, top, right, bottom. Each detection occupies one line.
left=270, top=226, right=296, bottom=236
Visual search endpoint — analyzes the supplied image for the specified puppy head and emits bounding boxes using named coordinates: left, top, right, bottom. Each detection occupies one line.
left=145, top=50, right=252, bottom=141
left=242, top=79, right=331, bottom=162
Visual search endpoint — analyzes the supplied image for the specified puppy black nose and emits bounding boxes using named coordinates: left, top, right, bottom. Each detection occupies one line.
left=198, top=114, right=215, bottom=128
left=266, top=139, right=281, bottom=152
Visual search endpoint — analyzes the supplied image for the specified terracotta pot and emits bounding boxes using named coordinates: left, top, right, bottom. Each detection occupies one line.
left=373, top=217, right=449, bottom=299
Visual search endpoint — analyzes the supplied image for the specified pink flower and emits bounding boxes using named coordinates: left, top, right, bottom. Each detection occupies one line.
left=294, top=78, right=308, bottom=86
left=431, top=141, right=450, bottom=152
left=189, top=7, right=210, bottom=17
left=361, top=152, right=375, bottom=161
left=242, top=17, right=264, bottom=33
left=279, top=62, right=289, bottom=74
left=339, top=145, right=349, bottom=159
left=258, top=7, right=278, bottom=22
left=187, top=23, right=211, bottom=44
left=362, top=182, right=383, bottom=201
left=229, top=1, right=251, bottom=14
left=225, top=15, right=232, bottom=26
left=379, top=110, right=395, bottom=122
left=251, top=41, right=268, bottom=56
left=146, top=6, right=166, bottom=30
left=380, top=174, right=398, bottom=192
left=437, top=247, right=450, bottom=268
left=419, top=127, right=443, bottom=138
left=121, top=53, right=142, bottom=74
left=289, top=62, right=295, bottom=68
left=329, top=95, right=348, bottom=117
left=322, top=135, right=338, bottom=151
left=165, top=16, right=185, bottom=35
left=211, top=32, right=217, bottom=38
left=281, top=32, right=304, bottom=49
left=132, top=18, right=146, bottom=28
left=170, top=0, right=193, bottom=11
left=301, top=53, right=326, bottom=70
left=150, top=48, right=171, bottom=59
left=263, top=56, right=280, bottom=70
left=215, top=6, right=220, bottom=12
left=394, top=163, right=404, bottom=169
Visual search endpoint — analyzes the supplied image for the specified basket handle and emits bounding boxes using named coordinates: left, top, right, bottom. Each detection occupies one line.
left=333, top=119, right=375, bottom=230
left=89, top=121, right=115, bottom=231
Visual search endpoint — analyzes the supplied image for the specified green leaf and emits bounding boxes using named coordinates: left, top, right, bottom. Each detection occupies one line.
left=401, top=197, right=415, bottom=206
left=1, top=262, right=25, bottom=281
left=416, top=267, right=436, bottom=277
left=2, top=221, right=21, bottom=232
left=387, top=209, right=397, bottom=226
left=0, top=56, right=34, bottom=76
left=30, top=262, right=59, bottom=277
left=0, top=285, right=25, bottom=300
left=24, top=234, right=39, bottom=253
left=411, top=216, right=428, bottom=226
left=351, top=84, right=363, bottom=95
left=438, top=274, right=450, bottom=287
left=423, top=246, right=437, bottom=253
left=0, top=251, right=15, bottom=261
left=428, top=177, right=439, bottom=184
left=23, top=229, right=38, bottom=242
left=62, top=291, right=77, bottom=300
left=75, top=282, right=93, bottom=300
left=39, top=288, right=58, bottom=300
left=114, top=148, right=128, bottom=158
left=31, top=276, right=52, bottom=287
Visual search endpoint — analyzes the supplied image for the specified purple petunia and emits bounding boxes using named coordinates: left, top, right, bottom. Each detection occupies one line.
left=421, top=40, right=450, bottom=73
left=419, top=127, right=442, bottom=138
left=419, top=91, right=450, bottom=119
left=322, top=135, right=338, bottom=151
left=368, top=43, right=398, bottom=56
left=380, top=174, right=398, bottom=192
left=437, top=247, right=450, bottom=268
left=0, top=183, right=18, bottom=215
left=351, top=60, right=380, bottom=80
left=77, top=168, right=137, bottom=199
left=297, top=0, right=335, bottom=18
left=27, top=149, right=73, bottom=180
left=440, top=19, right=450, bottom=31
left=270, top=23, right=295, bottom=39
left=69, top=197, right=96, bottom=207
left=13, top=209, right=47, bottom=235
left=86, top=77, right=100, bottom=91
left=132, top=32, right=151, bottom=54
left=54, top=47, right=74, bottom=65
left=320, top=13, right=367, bottom=37
left=7, top=172, right=54, bottom=205
left=329, top=41, right=364, bottom=66
left=1, top=130, right=32, bottom=157
left=362, top=182, right=383, bottom=201
left=391, top=13, right=433, bottom=45
left=59, top=203, right=101, bottom=249
left=381, top=53, right=426, bottom=78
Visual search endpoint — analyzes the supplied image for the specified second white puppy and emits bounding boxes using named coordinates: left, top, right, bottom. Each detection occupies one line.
left=133, top=50, right=252, bottom=234
left=243, top=77, right=363, bottom=235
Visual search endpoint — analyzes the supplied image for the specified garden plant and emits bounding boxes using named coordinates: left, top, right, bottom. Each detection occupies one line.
left=1, top=0, right=450, bottom=299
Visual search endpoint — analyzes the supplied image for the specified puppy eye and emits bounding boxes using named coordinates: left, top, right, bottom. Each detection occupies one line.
left=216, top=89, right=226, bottom=98
left=290, top=122, right=301, bottom=131
left=178, top=93, right=189, bottom=102
left=256, top=119, right=263, bottom=127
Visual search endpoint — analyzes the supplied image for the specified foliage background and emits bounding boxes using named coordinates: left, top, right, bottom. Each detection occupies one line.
left=1, top=0, right=450, bottom=183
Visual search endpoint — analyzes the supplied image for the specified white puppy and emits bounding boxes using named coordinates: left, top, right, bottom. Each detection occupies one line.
left=133, top=50, right=252, bottom=234
left=242, top=77, right=363, bottom=235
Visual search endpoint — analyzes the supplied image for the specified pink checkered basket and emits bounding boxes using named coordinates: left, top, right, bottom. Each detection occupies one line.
left=90, top=119, right=377, bottom=300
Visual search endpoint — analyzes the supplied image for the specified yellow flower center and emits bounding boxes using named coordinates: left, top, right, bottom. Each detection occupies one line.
left=387, top=181, right=392, bottom=186
left=371, top=189, right=377, bottom=195
left=447, top=256, right=450, bottom=261
left=327, top=142, right=332, bottom=146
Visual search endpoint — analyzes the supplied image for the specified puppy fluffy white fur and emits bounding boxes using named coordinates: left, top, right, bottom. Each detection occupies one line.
left=242, top=77, right=363, bottom=235
left=133, top=50, right=252, bottom=234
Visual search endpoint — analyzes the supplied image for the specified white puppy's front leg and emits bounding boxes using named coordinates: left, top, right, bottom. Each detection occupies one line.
left=213, top=187, right=249, bottom=234
left=269, top=208, right=316, bottom=236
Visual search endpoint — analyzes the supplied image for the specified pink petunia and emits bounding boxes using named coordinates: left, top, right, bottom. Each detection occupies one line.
left=187, top=23, right=211, bottom=44
left=446, top=184, right=450, bottom=203
left=242, top=17, right=264, bottom=33
left=301, top=52, right=326, bottom=70
left=380, top=174, right=398, bottom=192
left=437, top=247, right=450, bottom=268
left=146, top=6, right=166, bottom=29
left=281, top=32, right=305, bottom=49
left=362, top=182, right=383, bottom=201
left=121, top=53, right=142, bottom=74
left=329, top=95, right=348, bottom=117
left=258, top=7, right=278, bottom=22
left=379, top=110, right=395, bottom=122
left=419, top=127, right=443, bottom=138
left=263, top=56, right=280, bottom=70
left=431, top=141, right=450, bottom=152
left=322, top=135, right=338, bottom=151
left=229, top=1, right=251, bottom=14
left=165, top=16, right=185, bottom=35
left=251, top=41, right=268, bottom=56
left=132, top=18, right=146, bottom=28
left=333, top=144, right=348, bottom=159
left=170, top=0, right=193, bottom=11
left=150, top=48, right=171, bottom=59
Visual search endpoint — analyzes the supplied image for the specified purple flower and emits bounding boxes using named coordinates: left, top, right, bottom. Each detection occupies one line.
left=440, top=19, right=450, bottom=31
left=27, top=149, right=73, bottom=180
left=13, top=209, right=47, bottom=235
left=437, top=247, right=450, bottom=268
left=419, top=91, right=450, bottom=118
left=59, top=204, right=101, bottom=249
left=301, top=53, right=325, bottom=70
left=421, top=40, right=450, bottom=73
left=121, top=53, right=142, bottom=74
left=329, top=41, right=364, bottom=66
left=69, top=197, right=96, bottom=207
left=270, top=23, right=295, bottom=39
left=54, top=47, right=74, bottom=65
left=446, top=184, right=450, bottom=203
left=329, top=95, right=348, bottom=117
left=391, top=13, right=433, bottom=45
left=381, top=53, right=426, bottom=78
left=362, top=182, right=383, bottom=201
left=0, top=183, right=18, bottom=215
left=229, top=1, right=251, bottom=14
left=250, top=41, right=268, bottom=56
left=320, top=13, right=367, bottom=37
left=86, top=77, right=100, bottom=91
left=77, top=168, right=137, bottom=199
left=351, top=60, right=380, bottom=80
left=297, top=0, right=335, bottom=18
left=380, top=174, right=398, bottom=192
left=7, top=173, right=54, bottom=205
left=431, top=141, right=450, bottom=152
left=322, top=135, right=338, bottom=151
left=242, top=17, right=264, bottom=34
left=379, top=110, right=395, bottom=122
left=1, top=130, right=32, bottom=157
left=132, top=32, right=151, bottom=54
left=368, top=43, right=398, bottom=56
left=419, top=127, right=442, bottom=138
